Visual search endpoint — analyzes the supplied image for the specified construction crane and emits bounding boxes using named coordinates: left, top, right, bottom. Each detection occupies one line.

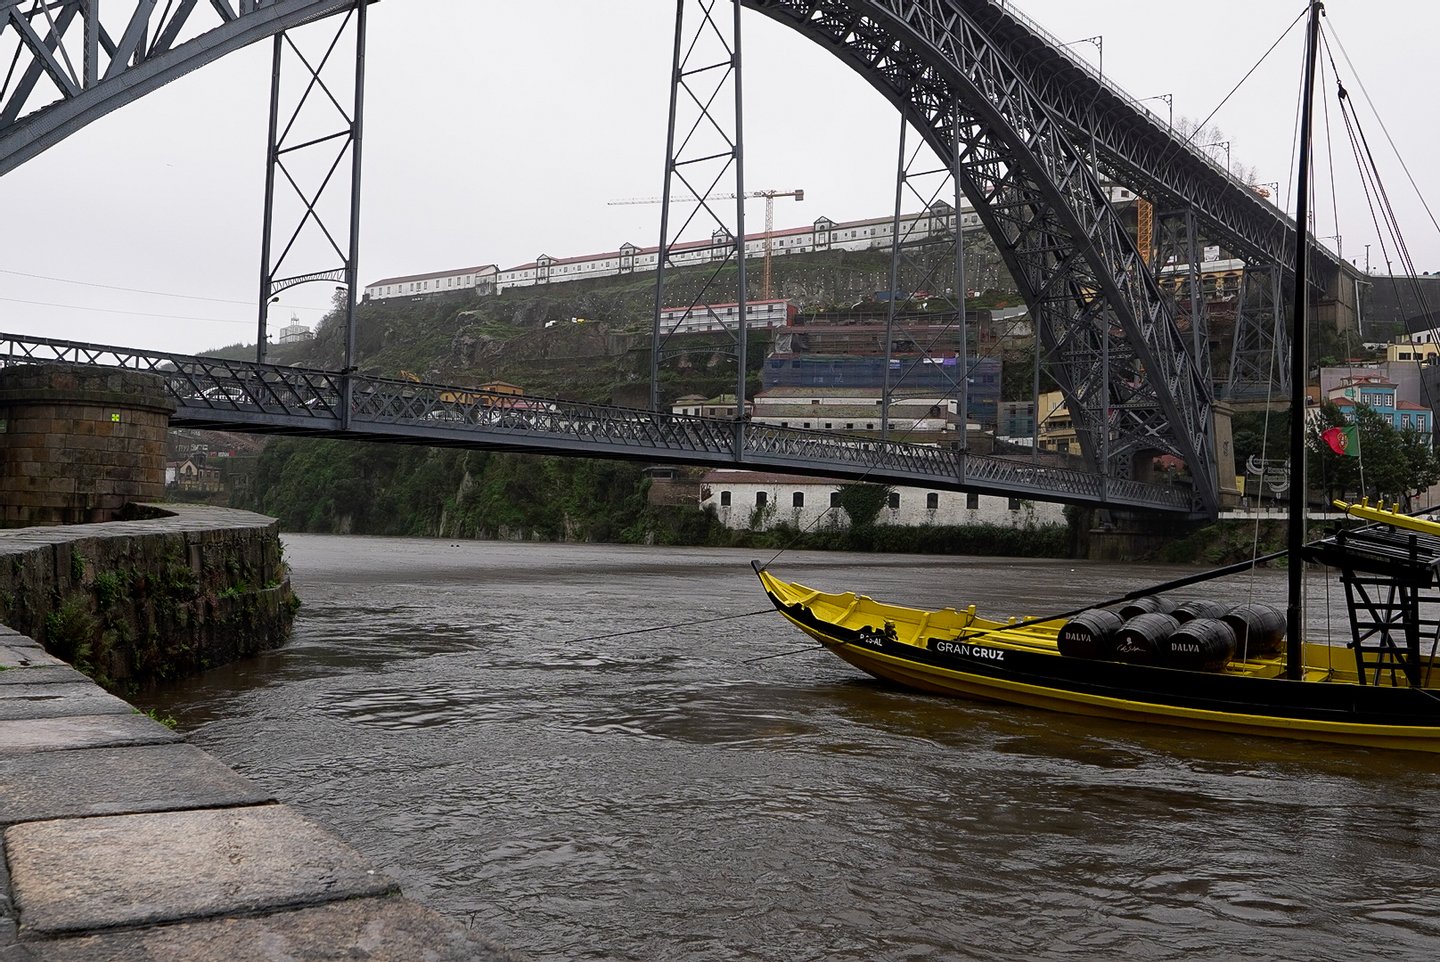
left=608, top=189, right=804, bottom=299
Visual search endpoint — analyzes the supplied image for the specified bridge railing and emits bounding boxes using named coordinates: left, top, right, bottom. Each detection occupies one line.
left=0, top=332, right=1197, bottom=512
left=991, top=1, right=1256, bottom=194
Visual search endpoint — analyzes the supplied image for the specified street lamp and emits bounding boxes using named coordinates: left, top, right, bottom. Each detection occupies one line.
left=1138, top=93, right=1173, bottom=128
left=1325, top=234, right=1343, bottom=259
left=1200, top=140, right=1231, bottom=175
left=1062, top=35, right=1103, bottom=79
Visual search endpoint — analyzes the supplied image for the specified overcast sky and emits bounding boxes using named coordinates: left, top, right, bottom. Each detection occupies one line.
left=2, top=0, right=1436, bottom=356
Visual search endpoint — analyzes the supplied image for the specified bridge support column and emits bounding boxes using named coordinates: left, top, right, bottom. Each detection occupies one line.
left=0, top=364, right=173, bottom=527
left=1212, top=401, right=1242, bottom=510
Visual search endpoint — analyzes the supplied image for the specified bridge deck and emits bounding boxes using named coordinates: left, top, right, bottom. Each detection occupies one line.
left=0, top=334, right=1197, bottom=515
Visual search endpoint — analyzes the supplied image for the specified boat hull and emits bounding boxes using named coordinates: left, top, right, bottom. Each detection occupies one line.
left=756, top=567, right=1440, bottom=753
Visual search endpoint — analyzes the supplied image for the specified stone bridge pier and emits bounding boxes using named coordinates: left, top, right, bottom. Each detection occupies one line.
left=0, top=364, right=172, bottom=527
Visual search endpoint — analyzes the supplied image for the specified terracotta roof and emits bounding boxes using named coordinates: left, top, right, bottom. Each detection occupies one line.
left=367, top=265, right=495, bottom=287
left=702, top=469, right=850, bottom=485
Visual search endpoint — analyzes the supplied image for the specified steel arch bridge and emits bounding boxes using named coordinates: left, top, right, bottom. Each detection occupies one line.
left=0, top=332, right=1194, bottom=512
left=0, top=0, right=1323, bottom=516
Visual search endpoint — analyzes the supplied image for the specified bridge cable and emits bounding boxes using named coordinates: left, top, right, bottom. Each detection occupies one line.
left=1325, top=27, right=1440, bottom=350
left=1155, top=7, right=1307, bottom=172
left=1324, top=23, right=1440, bottom=238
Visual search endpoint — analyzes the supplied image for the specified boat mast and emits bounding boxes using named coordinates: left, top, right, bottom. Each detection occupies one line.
left=1286, top=0, right=1325, bottom=681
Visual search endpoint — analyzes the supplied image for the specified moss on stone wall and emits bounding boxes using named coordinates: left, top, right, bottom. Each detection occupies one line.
left=0, top=505, right=297, bottom=691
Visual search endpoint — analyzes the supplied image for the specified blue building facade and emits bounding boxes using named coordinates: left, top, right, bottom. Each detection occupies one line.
left=761, top=354, right=1002, bottom=426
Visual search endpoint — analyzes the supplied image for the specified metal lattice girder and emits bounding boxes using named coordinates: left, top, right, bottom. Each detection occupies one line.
left=1228, top=263, right=1291, bottom=400
left=744, top=0, right=1218, bottom=512
left=1154, top=207, right=1212, bottom=387
left=0, top=332, right=1194, bottom=512
left=256, top=0, right=367, bottom=394
left=0, top=0, right=362, bottom=176
left=650, top=0, right=751, bottom=415
left=953, top=0, right=1337, bottom=280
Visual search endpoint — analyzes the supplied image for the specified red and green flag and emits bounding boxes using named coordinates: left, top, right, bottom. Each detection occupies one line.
left=1321, top=424, right=1359, bottom=457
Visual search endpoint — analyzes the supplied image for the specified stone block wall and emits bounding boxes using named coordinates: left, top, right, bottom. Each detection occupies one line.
left=0, top=505, right=296, bottom=688
left=0, top=363, right=173, bottom=527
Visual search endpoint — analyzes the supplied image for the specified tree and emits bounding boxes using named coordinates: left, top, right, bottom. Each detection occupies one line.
left=835, top=483, right=892, bottom=528
left=1309, top=401, right=1440, bottom=508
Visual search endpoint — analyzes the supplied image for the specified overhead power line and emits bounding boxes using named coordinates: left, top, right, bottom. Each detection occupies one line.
left=0, top=268, right=327, bottom=311
left=0, top=295, right=252, bottom=325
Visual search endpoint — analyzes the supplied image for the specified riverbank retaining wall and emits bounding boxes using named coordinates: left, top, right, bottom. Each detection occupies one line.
left=0, top=505, right=521, bottom=958
left=0, top=504, right=297, bottom=690
left=0, top=626, right=520, bottom=959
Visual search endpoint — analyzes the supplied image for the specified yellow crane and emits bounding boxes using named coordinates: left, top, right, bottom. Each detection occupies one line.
left=608, top=188, right=805, bottom=299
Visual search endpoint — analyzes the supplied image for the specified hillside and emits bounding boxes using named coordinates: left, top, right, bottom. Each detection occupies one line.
left=192, top=236, right=1066, bottom=552
left=252, top=239, right=1022, bottom=405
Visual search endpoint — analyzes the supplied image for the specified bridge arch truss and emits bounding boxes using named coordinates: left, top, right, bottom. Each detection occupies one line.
left=0, top=0, right=1337, bottom=517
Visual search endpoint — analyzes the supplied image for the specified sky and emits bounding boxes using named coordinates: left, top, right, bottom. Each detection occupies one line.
left=2, top=0, right=1437, bottom=357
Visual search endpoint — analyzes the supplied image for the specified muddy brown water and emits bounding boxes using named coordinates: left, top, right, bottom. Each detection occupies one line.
left=146, top=536, right=1440, bottom=961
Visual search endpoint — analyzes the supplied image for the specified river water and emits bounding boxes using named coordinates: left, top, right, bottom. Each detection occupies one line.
left=147, top=536, right=1440, bottom=962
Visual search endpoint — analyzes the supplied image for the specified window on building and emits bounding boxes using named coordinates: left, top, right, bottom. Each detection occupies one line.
left=793, top=492, right=804, bottom=508
left=888, top=492, right=900, bottom=510
left=926, top=492, right=939, bottom=510
left=1008, top=498, right=1021, bottom=511
left=966, top=492, right=979, bottom=510
left=830, top=492, right=841, bottom=507
left=756, top=491, right=768, bottom=507
left=720, top=491, right=731, bottom=507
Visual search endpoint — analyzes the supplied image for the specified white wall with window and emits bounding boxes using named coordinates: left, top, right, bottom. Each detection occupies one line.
left=699, top=469, right=1065, bottom=531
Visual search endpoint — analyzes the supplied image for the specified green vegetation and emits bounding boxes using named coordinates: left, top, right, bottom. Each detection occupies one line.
left=234, top=436, right=1073, bottom=556
left=134, top=706, right=179, bottom=729
left=835, top=483, right=893, bottom=528
left=1309, top=402, right=1440, bottom=508
left=1231, top=405, right=1440, bottom=510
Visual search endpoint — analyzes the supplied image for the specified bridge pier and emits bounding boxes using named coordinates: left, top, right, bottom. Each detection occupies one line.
left=0, top=364, right=172, bottom=527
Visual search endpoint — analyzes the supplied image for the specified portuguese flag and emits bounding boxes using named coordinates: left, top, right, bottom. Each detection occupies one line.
left=1321, top=424, right=1359, bottom=457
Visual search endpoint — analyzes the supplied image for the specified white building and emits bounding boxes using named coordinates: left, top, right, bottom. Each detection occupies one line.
left=363, top=264, right=498, bottom=302
left=657, top=299, right=796, bottom=335
left=362, top=185, right=1142, bottom=303
left=700, top=469, right=1066, bottom=531
left=490, top=205, right=983, bottom=295
left=278, top=321, right=312, bottom=344
left=672, top=388, right=966, bottom=434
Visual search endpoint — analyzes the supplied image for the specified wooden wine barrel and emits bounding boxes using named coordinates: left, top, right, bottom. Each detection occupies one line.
left=1162, top=617, right=1237, bottom=672
left=1119, top=595, right=1176, bottom=619
left=1058, top=608, right=1125, bottom=659
left=1222, top=603, right=1286, bottom=657
left=1113, top=613, right=1180, bottom=664
left=1172, top=599, right=1230, bottom=623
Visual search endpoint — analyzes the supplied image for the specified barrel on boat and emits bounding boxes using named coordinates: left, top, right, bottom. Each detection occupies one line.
left=1172, top=599, right=1229, bottom=623
left=1222, top=603, right=1285, bottom=657
left=1058, top=608, right=1124, bottom=659
left=1113, top=613, right=1180, bottom=664
left=1161, top=617, right=1237, bottom=672
left=1118, top=595, right=1176, bottom=619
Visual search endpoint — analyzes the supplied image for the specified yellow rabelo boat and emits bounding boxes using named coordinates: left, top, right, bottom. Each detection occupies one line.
left=754, top=500, right=1440, bottom=754
left=754, top=1, right=1440, bottom=753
